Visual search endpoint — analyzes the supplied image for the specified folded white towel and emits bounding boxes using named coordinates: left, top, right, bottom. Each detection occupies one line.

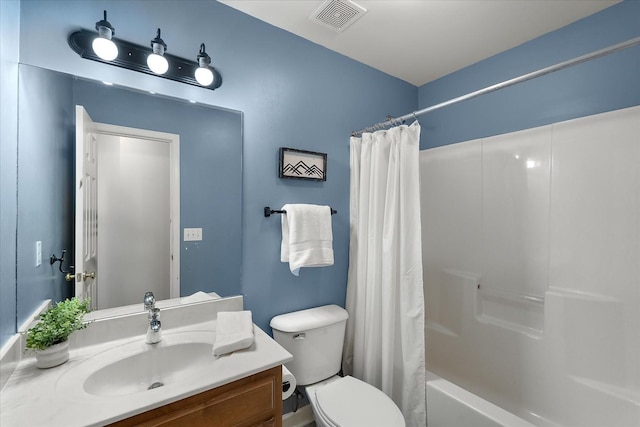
left=213, top=311, right=254, bottom=357
left=280, top=204, right=334, bottom=276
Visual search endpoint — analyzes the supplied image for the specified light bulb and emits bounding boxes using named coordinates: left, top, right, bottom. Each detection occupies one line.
left=92, top=11, right=118, bottom=61
left=195, top=43, right=214, bottom=86
left=92, top=36, right=118, bottom=61
left=195, top=67, right=214, bottom=86
left=147, top=53, right=168, bottom=75
left=147, top=28, right=168, bottom=75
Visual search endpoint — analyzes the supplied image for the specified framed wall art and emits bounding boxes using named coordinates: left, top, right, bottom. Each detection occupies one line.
left=279, top=147, right=327, bottom=181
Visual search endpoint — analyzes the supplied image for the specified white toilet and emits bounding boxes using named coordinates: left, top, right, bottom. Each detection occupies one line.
left=270, top=305, right=405, bottom=427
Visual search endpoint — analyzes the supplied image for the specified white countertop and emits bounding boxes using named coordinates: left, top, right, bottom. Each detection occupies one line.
left=1, top=320, right=292, bottom=426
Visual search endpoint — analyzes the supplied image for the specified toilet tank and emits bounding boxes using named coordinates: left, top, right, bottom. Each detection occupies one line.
left=270, top=305, right=349, bottom=386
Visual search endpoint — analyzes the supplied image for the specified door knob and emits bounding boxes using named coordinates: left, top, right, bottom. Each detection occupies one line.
left=65, top=272, right=94, bottom=281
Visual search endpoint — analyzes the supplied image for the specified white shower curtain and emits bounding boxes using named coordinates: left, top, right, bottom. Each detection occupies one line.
left=342, top=122, right=426, bottom=427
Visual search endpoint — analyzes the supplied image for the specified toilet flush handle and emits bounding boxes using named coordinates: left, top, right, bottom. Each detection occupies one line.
left=293, top=333, right=306, bottom=340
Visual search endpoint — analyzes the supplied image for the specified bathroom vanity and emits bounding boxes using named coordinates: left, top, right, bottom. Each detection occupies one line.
left=0, top=296, right=292, bottom=426
left=110, top=366, right=281, bottom=426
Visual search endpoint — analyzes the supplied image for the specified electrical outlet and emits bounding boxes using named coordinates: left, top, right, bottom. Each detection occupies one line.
left=184, top=227, right=203, bottom=241
left=35, top=241, right=42, bottom=267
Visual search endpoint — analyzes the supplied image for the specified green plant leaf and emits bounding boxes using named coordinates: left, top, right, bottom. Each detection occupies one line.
left=25, top=298, right=91, bottom=351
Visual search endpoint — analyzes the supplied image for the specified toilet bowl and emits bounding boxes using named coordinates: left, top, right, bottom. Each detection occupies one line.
left=305, top=375, right=405, bottom=427
left=270, top=305, right=406, bottom=427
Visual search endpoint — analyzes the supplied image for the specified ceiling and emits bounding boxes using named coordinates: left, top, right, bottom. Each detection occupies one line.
left=218, top=0, right=619, bottom=86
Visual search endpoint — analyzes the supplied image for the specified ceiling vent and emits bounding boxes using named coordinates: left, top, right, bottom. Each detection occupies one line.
left=310, top=0, right=367, bottom=33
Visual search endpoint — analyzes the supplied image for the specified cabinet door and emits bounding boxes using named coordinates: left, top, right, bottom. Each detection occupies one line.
left=110, top=366, right=282, bottom=427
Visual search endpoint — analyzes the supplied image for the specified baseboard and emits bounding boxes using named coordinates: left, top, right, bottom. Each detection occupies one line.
left=17, top=299, right=51, bottom=332
left=282, top=404, right=314, bottom=427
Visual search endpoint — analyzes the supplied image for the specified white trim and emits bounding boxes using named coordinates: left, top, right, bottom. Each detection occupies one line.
left=17, top=299, right=51, bottom=332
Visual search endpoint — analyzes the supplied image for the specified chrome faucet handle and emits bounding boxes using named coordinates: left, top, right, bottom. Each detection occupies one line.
left=148, top=307, right=160, bottom=320
left=144, top=291, right=155, bottom=311
left=149, top=318, right=161, bottom=332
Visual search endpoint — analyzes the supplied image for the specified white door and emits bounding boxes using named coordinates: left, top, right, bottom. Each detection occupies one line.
left=75, top=106, right=180, bottom=309
left=75, top=106, right=98, bottom=308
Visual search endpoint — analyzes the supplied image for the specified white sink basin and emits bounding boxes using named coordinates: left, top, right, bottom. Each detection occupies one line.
left=84, top=342, right=214, bottom=396
left=58, top=330, right=216, bottom=397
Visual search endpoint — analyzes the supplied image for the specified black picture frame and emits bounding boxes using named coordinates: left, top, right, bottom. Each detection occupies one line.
left=279, top=147, right=327, bottom=181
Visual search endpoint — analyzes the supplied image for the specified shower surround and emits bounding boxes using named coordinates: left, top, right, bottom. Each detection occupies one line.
left=420, top=106, right=639, bottom=427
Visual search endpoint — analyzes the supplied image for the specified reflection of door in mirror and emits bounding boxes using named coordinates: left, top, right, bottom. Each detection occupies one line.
left=75, top=106, right=180, bottom=310
left=75, top=106, right=98, bottom=307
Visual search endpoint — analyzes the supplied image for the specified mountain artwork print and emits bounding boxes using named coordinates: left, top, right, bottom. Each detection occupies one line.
left=279, top=147, right=327, bottom=181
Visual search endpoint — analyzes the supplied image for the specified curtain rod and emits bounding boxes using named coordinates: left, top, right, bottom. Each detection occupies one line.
left=352, top=36, right=640, bottom=137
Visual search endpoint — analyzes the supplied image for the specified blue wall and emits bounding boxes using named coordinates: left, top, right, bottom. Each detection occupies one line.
left=11, top=0, right=417, bottom=339
left=16, top=65, right=75, bottom=327
left=0, top=0, right=20, bottom=347
left=418, top=0, right=640, bottom=149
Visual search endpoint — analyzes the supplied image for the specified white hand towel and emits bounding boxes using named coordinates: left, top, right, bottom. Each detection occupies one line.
left=280, top=204, right=334, bottom=276
left=213, top=311, right=254, bottom=357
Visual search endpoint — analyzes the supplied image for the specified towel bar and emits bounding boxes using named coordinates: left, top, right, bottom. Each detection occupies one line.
left=264, top=206, right=337, bottom=217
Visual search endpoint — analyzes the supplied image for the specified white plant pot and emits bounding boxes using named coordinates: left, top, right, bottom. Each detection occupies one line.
left=35, top=341, right=70, bottom=369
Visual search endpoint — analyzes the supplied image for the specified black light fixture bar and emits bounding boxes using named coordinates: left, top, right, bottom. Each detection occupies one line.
left=68, top=29, right=222, bottom=90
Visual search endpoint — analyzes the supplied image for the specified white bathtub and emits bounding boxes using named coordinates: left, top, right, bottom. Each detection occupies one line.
left=427, top=372, right=536, bottom=427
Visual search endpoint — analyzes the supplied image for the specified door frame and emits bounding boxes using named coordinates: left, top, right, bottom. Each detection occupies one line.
left=92, top=122, right=181, bottom=300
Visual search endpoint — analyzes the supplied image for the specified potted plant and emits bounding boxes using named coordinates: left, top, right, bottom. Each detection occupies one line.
left=24, top=297, right=91, bottom=368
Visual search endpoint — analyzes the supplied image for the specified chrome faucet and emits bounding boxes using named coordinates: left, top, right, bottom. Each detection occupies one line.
left=144, top=292, right=162, bottom=344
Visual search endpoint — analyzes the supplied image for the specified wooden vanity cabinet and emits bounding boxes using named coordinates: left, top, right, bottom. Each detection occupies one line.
left=109, top=365, right=282, bottom=427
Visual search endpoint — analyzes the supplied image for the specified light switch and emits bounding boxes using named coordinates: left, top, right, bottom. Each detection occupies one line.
left=184, top=228, right=203, bottom=241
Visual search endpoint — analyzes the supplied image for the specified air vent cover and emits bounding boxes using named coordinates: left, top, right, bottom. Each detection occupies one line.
left=310, top=0, right=367, bottom=32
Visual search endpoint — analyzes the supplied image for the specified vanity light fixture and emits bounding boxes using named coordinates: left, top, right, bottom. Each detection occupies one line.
left=195, top=43, right=215, bottom=87
left=147, top=28, right=169, bottom=75
left=92, top=10, right=118, bottom=61
left=68, top=19, right=222, bottom=90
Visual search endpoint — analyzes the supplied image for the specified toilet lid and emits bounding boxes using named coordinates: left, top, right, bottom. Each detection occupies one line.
left=314, top=376, right=405, bottom=427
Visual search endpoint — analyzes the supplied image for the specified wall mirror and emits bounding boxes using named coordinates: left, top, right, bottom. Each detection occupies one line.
left=16, top=64, right=243, bottom=321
